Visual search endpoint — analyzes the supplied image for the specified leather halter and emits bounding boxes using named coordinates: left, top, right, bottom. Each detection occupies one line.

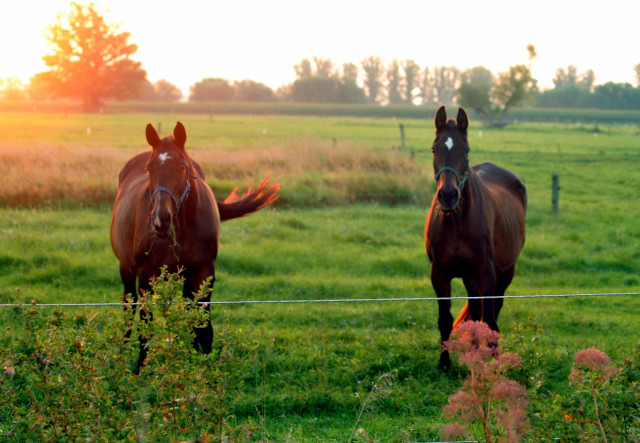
left=149, top=163, right=193, bottom=213
left=435, top=163, right=469, bottom=193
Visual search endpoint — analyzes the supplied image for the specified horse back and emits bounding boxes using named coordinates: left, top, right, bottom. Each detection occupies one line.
left=473, top=162, right=527, bottom=270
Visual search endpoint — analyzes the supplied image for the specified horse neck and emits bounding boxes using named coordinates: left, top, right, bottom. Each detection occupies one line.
left=456, top=168, right=479, bottom=218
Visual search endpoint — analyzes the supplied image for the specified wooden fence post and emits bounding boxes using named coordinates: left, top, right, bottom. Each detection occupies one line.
left=552, top=174, right=559, bottom=216
left=399, top=123, right=405, bottom=150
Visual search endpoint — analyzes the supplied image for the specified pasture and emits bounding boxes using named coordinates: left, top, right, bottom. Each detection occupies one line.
left=1, top=110, right=639, bottom=440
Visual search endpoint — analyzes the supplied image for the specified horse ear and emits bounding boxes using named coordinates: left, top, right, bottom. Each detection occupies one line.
left=174, top=122, right=187, bottom=147
left=146, top=124, right=161, bottom=148
left=456, top=107, right=469, bottom=133
left=435, top=106, right=447, bottom=132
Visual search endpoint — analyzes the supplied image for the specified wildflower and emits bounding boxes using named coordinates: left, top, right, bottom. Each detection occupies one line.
left=441, top=423, right=467, bottom=441
left=573, top=347, right=621, bottom=379
left=442, top=321, right=529, bottom=442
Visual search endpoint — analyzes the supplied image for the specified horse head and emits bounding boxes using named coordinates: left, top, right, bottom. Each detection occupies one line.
left=431, top=106, right=470, bottom=212
left=145, top=122, right=193, bottom=239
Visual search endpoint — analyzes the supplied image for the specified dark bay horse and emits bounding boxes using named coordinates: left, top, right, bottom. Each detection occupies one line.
left=424, top=106, right=526, bottom=369
left=111, top=122, right=279, bottom=373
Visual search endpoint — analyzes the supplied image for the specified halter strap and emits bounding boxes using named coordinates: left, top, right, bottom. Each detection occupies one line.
left=435, top=164, right=469, bottom=192
left=148, top=164, right=194, bottom=213
left=150, top=180, right=191, bottom=213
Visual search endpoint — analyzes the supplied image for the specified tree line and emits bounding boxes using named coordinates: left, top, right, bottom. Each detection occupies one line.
left=2, top=3, right=640, bottom=114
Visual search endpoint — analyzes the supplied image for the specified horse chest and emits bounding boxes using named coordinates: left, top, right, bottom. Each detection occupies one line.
left=426, top=215, right=490, bottom=271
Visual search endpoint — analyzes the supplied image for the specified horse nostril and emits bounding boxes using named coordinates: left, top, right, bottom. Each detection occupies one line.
left=438, top=187, right=460, bottom=210
left=153, top=210, right=172, bottom=232
left=160, top=212, right=171, bottom=227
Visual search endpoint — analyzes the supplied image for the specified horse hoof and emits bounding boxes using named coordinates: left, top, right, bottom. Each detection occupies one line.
left=438, top=352, right=452, bottom=371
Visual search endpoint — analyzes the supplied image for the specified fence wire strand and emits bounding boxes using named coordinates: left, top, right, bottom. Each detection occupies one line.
left=1, top=291, right=638, bottom=308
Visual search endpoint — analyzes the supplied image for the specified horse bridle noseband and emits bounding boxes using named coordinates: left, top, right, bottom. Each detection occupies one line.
left=149, top=163, right=195, bottom=214
left=435, top=162, right=470, bottom=193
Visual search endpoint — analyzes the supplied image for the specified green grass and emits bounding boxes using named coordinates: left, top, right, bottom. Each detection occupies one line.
left=1, top=112, right=640, bottom=440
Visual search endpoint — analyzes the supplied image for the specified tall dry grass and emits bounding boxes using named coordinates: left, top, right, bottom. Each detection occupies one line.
left=0, top=137, right=429, bottom=208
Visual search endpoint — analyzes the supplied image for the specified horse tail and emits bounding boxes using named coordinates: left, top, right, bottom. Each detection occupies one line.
left=217, top=177, right=280, bottom=222
left=452, top=302, right=471, bottom=329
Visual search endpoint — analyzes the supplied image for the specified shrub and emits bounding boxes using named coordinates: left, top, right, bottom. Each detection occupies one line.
left=1, top=268, right=256, bottom=441
left=441, top=321, right=529, bottom=443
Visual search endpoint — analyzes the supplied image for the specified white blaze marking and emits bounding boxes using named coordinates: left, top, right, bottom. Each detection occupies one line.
left=445, top=137, right=454, bottom=150
left=158, top=152, right=171, bottom=164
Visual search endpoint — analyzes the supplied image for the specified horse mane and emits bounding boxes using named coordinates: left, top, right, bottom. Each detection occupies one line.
left=440, top=119, right=467, bottom=134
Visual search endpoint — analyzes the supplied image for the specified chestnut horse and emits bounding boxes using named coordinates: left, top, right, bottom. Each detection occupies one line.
left=425, top=107, right=526, bottom=369
left=111, top=122, right=279, bottom=373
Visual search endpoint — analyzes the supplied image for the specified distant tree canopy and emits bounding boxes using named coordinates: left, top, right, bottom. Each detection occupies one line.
left=140, top=79, right=183, bottom=102
left=232, top=80, right=275, bottom=102
left=289, top=57, right=366, bottom=104
left=361, top=56, right=385, bottom=104
left=189, top=78, right=233, bottom=102
left=536, top=64, right=640, bottom=110
left=458, top=63, right=537, bottom=126
left=188, top=78, right=275, bottom=102
left=34, top=2, right=146, bottom=111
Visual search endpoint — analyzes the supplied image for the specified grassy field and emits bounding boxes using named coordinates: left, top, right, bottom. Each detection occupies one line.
left=1, top=111, right=639, bottom=440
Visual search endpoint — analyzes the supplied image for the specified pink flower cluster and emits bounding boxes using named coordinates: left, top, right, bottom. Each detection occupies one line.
left=441, top=321, right=529, bottom=442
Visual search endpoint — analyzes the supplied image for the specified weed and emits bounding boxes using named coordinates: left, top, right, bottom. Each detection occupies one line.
left=441, top=321, right=529, bottom=443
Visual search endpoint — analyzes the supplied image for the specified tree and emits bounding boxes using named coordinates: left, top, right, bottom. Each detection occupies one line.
left=294, top=58, right=313, bottom=78
left=289, top=57, right=365, bottom=104
left=35, top=2, right=146, bottom=111
left=493, top=64, right=537, bottom=114
left=387, top=59, right=403, bottom=105
left=232, top=80, right=275, bottom=102
left=535, top=84, right=593, bottom=108
left=342, top=62, right=359, bottom=83
left=402, top=60, right=421, bottom=105
left=152, top=79, right=182, bottom=102
left=189, top=78, right=233, bottom=101
left=592, top=82, right=640, bottom=109
left=458, top=63, right=537, bottom=126
left=458, top=66, right=494, bottom=121
left=554, top=65, right=595, bottom=90
left=0, top=78, right=26, bottom=100
left=526, top=44, right=537, bottom=69
left=432, top=66, right=461, bottom=105
left=361, top=56, right=384, bottom=104
left=313, top=56, right=335, bottom=77
left=419, top=67, right=435, bottom=105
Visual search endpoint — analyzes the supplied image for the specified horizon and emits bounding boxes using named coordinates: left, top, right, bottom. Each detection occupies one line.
left=2, top=0, right=639, bottom=96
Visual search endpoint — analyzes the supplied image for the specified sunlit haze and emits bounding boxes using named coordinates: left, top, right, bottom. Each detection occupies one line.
left=3, top=0, right=639, bottom=96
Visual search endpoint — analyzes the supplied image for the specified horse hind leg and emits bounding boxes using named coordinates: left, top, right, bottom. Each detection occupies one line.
left=187, top=267, right=215, bottom=354
left=495, top=266, right=516, bottom=321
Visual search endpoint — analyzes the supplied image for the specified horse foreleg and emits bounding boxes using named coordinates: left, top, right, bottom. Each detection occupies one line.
left=133, top=276, right=154, bottom=375
left=120, top=266, right=138, bottom=343
left=431, top=268, right=453, bottom=370
left=495, top=265, right=515, bottom=321
left=188, top=266, right=215, bottom=354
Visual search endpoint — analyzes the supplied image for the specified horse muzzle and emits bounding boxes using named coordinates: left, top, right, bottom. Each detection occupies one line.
left=437, top=186, right=460, bottom=212
left=152, top=208, right=174, bottom=239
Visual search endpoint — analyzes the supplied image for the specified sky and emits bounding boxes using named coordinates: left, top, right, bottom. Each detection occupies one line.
left=2, top=0, right=639, bottom=96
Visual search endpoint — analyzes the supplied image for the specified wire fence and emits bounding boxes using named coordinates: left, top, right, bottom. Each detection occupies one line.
left=1, top=291, right=638, bottom=308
